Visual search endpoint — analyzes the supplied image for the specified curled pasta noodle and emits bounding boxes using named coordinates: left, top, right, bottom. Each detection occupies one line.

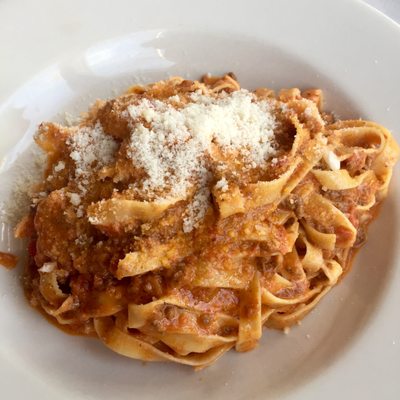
left=94, top=317, right=233, bottom=369
left=214, top=185, right=245, bottom=218
left=87, top=198, right=180, bottom=227
left=265, top=286, right=333, bottom=329
left=296, top=234, right=322, bottom=273
left=261, top=286, right=323, bottom=307
left=39, top=269, right=68, bottom=306
left=302, top=192, right=357, bottom=248
left=312, top=169, right=375, bottom=190
left=236, top=273, right=262, bottom=352
left=116, top=236, right=191, bottom=279
left=302, top=222, right=336, bottom=251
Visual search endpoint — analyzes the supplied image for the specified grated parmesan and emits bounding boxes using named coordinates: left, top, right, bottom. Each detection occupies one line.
left=324, top=150, right=341, bottom=171
left=64, top=112, right=82, bottom=127
left=67, top=192, right=81, bottom=206
left=38, top=262, right=56, bottom=273
left=126, top=90, right=277, bottom=231
left=0, top=147, right=46, bottom=225
left=66, top=122, right=118, bottom=196
left=182, top=186, right=211, bottom=233
left=304, top=107, right=313, bottom=117
left=54, top=161, right=65, bottom=172
left=214, top=177, right=229, bottom=192
left=3, top=89, right=278, bottom=232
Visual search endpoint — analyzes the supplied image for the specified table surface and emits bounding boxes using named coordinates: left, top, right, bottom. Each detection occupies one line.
left=364, top=0, right=400, bottom=22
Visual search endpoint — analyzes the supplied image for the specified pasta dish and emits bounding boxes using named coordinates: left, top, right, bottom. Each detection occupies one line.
left=11, top=74, right=399, bottom=368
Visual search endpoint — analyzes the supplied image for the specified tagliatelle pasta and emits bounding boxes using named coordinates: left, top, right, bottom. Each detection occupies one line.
left=14, top=73, right=399, bottom=369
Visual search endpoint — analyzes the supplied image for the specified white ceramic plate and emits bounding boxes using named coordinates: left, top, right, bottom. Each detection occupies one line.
left=0, top=0, right=399, bottom=399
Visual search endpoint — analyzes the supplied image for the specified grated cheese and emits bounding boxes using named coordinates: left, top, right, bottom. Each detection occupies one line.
left=182, top=186, right=211, bottom=233
left=324, top=150, right=341, bottom=171
left=76, top=206, right=84, bottom=218
left=64, top=112, right=82, bottom=127
left=67, top=122, right=118, bottom=196
left=168, top=95, right=180, bottom=103
left=67, top=192, right=81, bottom=206
left=126, top=90, right=277, bottom=231
left=38, top=262, right=56, bottom=273
left=271, top=157, right=278, bottom=165
left=3, top=90, right=278, bottom=232
left=54, top=161, right=65, bottom=172
left=304, top=107, right=313, bottom=117
left=214, top=177, right=229, bottom=192
left=0, top=147, right=46, bottom=225
left=283, top=327, right=290, bottom=335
